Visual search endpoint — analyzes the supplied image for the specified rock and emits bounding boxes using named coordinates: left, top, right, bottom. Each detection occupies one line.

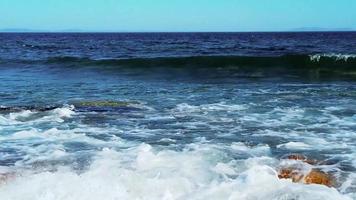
left=278, top=168, right=304, bottom=182
left=304, top=169, right=333, bottom=187
left=278, top=168, right=333, bottom=187
left=278, top=154, right=334, bottom=187
left=286, top=154, right=307, bottom=161
left=282, top=154, right=317, bottom=165
left=0, top=106, right=58, bottom=114
left=73, top=100, right=143, bottom=113
left=76, top=101, right=133, bottom=107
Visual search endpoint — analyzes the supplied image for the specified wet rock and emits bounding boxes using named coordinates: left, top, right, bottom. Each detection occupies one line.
left=278, top=168, right=304, bottom=182
left=73, top=100, right=142, bottom=113
left=278, top=154, right=334, bottom=187
left=0, top=106, right=23, bottom=113
left=285, top=154, right=307, bottom=161
left=282, top=154, right=317, bottom=165
left=304, top=169, right=333, bottom=187
left=75, top=101, right=134, bottom=107
left=278, top=168, right=333, bottom=187
left=0, top=105, right=58, bottom=114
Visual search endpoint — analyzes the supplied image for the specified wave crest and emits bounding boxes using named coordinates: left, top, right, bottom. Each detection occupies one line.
left=309, top=54, right=356, bottom=62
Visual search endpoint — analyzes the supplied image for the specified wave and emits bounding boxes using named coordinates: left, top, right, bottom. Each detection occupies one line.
left=1, top=54, right=356, bottom=79
left=0, top=105, right=74, bottom=126
left=42, top=54, right=356, bottom=67
left=0, top=143, right=352, bottom=200
left=309, top=54, right=356, bottom=62
left=1, top=54, right=356, bottom=66
left=0, top=101, right=148, bottom=116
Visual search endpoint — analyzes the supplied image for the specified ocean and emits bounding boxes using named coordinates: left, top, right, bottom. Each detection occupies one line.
left=0, top=32, right=355, bottom=199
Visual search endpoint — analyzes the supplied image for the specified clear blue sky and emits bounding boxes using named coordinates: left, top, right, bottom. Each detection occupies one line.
left=1, top=0, right=355, bottom=32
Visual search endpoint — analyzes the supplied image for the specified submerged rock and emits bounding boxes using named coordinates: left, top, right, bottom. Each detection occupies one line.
left=72, top=100, right=143, bottom=113
left=76, top=101, right=133, bottom=107
left=0, top=105, right=58, bottom=114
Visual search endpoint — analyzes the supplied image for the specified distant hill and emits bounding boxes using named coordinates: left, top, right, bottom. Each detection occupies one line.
left=0, top=28, right=86, bottom=32
left=290, top=27, right=355, bottom=32
left=0, top=28, right=122, bottom=33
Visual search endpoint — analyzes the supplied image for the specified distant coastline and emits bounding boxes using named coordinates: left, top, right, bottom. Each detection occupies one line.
left=0, top=28, right=355, bottom=33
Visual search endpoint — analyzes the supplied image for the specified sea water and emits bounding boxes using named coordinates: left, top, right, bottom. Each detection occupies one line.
left=0, top=32, right=355, bottom=199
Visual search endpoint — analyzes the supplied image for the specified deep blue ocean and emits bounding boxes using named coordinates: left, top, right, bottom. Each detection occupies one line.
left=0, top=32, right=355, bottom=200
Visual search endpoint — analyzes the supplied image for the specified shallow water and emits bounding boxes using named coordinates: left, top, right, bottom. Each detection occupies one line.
left=0, top=33, right=356, bottom=200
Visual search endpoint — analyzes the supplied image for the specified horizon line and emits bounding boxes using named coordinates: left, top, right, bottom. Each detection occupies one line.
left=1, top=30, right=356, bottom=33
left=1, top=27, right=355, bottom=33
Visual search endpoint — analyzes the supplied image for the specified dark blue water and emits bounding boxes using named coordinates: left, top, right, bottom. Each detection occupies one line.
left=0, top=32, right=355, bottom=60
left=0, top=32, right=355, bottom=200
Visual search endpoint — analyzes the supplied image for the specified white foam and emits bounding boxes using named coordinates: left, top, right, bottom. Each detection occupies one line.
left=0, top=97, right=355, bottom=199
left=0, top=143, right=352, bottom=200
left=173, top=102, right=246, bottom=113
left=277, top=142, right=312, bottom=150
left=0, top=105, right=75, bottom=125
left=0, top=110, right=36, bottom=125
left=51, top=105, right=75, bottom=118
left=8, top=110, right=35, bottom=120
left=4, top=128, right=84, bottom=141
left=212, top=162, right=237, bottom=176
left=309, top=54, right=356, bottom=62
left=11, top=129, right=40, bottom=139
left=231, top=142, right=271, bottom=157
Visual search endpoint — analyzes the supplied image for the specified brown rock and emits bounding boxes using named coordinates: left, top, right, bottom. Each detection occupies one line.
left=283, top=154, right=317, bottom=165
left=278, top=168, right=333, bottom=187
left=278, top=168, right=304, bottom=182
left=303, top=169, right=333, bottom=187
left=278, top=154, right=334, bottom=187
left=286, top=154, right=307, bottom=161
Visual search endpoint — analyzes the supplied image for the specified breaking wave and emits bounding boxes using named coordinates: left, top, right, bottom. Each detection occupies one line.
left=1, top=54, right=356, bottom=67
left=2, top=54, right=355, bottom=80
left=0, top=143, right=353, bottom=200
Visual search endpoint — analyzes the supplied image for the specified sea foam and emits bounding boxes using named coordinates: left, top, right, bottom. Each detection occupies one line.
left=0, top=144, right=352, bottom=200
left=309, top=54, right=356, bottom=62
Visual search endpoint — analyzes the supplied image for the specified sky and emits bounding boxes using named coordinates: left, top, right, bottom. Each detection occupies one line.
left=0, top=0, right=356, bottom=32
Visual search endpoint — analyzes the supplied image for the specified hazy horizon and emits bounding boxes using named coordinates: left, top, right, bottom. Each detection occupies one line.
left=0, top=27, right=355, bottom=33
